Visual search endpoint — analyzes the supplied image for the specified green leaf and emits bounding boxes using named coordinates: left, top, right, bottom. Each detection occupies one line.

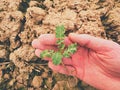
left=56, top=25, right=65, bottom=50
left=40, top=50, right=54, bottom=59
left=67, top=43, right=77, bottom=53
left=63, top=43, right=77, bottom=57
left=55, top=25, right=65, bottom=39
left=63, top=50, right=70, bottom=57
left=52, top=52, right=63, bottom=65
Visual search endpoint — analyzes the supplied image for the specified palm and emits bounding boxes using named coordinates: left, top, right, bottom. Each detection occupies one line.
left=70, top=45, right=120, bottom=89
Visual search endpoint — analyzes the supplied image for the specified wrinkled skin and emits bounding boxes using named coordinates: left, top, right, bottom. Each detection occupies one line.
left=32, top=33, right=120, bottom=90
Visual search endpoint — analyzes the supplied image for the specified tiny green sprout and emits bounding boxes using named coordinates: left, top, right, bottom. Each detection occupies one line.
left=40, top=25, right=77, bottom=65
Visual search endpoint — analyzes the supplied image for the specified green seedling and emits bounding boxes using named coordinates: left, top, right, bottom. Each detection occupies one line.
left=40, top=25, right=77, bottom=65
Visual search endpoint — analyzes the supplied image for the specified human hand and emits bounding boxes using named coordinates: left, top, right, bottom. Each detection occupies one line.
left=32, top=33, right=120, bottom=90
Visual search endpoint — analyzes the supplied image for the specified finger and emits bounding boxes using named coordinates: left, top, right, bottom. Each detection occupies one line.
left=32, top=39, right=39, bottom=48
left=69, top=33, right=117, bottom=51
left=35, top=49, right=42, bottom=57
left=48, top=62, right=77, bottom=76
left=33, top=34, right=74, bottom=49
left=38, top=34, right=57, bottom=45
left=38, top=34, right=73, bottom=46
left=35, top=49, right=52, bottom=61
left=32, top=39, right=57, bottom=50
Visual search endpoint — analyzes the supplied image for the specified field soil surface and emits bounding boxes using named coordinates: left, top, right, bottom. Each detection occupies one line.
left=0, top=0, right=120, bottom=90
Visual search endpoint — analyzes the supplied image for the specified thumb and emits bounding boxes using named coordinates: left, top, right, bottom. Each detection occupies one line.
left=68, top=33, right=116, bottom=51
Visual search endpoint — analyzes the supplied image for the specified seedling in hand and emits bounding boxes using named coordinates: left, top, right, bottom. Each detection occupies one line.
left=40, top=25, right=77, bottom=65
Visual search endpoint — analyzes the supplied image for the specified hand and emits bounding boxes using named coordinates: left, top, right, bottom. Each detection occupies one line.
left=32, top=33, right=120, bottom=90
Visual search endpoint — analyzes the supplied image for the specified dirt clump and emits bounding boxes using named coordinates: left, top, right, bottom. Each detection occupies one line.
left=32, top=76, right=43, bottom=88
left=0, top=11, right=23, bottom=51
left=0, top=0, right=21, bottom=11
left=103, top=6, right=120, bottom=43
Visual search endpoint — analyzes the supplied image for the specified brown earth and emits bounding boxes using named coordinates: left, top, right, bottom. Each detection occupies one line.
left=0, top=0, right=120, bottom=90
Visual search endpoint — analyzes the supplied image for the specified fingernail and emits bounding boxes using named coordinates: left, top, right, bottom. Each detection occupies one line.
left=69, top=33, right=77, bottom=36
left=35, top=49, right=42, bottom=57
left=31, top=39, right=38, bottom=47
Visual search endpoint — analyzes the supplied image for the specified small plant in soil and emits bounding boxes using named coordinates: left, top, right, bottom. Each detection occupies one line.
left=40, top=25, right=77, bottom=65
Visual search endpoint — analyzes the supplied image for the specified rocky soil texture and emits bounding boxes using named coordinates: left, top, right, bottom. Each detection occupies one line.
left=0, top=0, right=120, bottom=90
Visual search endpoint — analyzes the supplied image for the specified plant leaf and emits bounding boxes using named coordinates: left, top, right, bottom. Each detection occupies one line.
left=63, top=43, right=77, bottom=57
left=63, top=50, right=70, bottom=57
left=68, top=43, right=77, bottom=54
left=52, top=52, right=62, bottom=65
left=55, top=25, right=65, bottom=39
left=40, top=50, right=54, bottom=59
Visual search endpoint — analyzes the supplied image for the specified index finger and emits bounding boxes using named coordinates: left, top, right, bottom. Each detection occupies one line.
left=39, top=34, right=73, bottom=46
left=38, top=34, right=57, bottom=45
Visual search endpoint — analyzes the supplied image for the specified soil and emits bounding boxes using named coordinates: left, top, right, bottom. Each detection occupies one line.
left=0, top=0, right=120, bottom=90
